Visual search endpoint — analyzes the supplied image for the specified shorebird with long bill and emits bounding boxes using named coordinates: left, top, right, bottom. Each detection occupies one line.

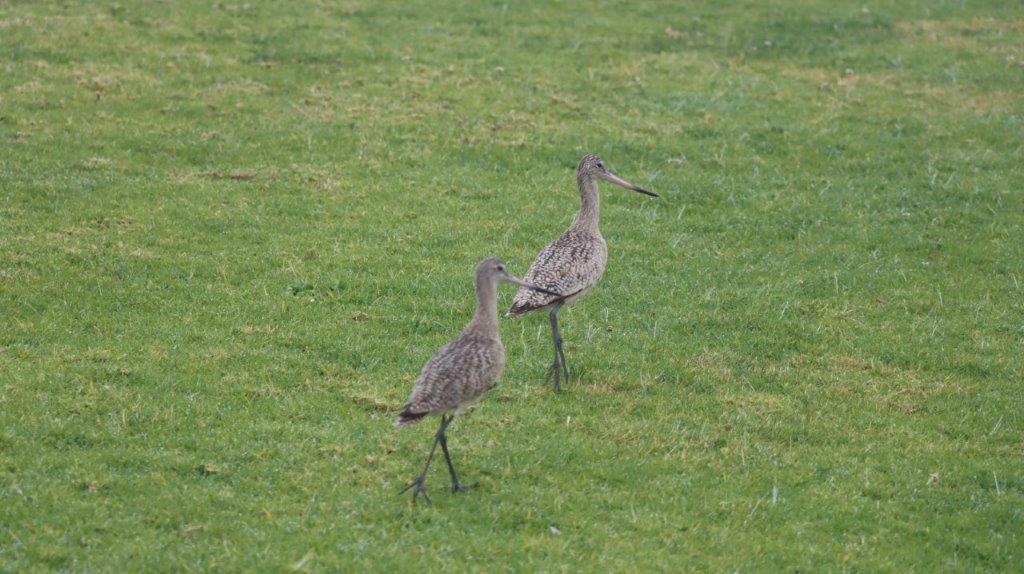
left=396, top=258, right=559, bottom=502
left=508, top=154, right=657, bottom=392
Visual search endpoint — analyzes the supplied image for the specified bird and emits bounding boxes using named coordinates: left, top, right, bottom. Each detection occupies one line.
left=508, top=154, right=657, bottom=392
left=396, top=257, right=559, bottom=503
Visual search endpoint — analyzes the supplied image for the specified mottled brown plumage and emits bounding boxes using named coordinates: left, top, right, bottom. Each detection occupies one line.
left=396, top=312, right=504, bottom=425
left=508, top=154, right=657, bottom=391
left=396, top=258, right=557, bottom=502
left=507, top=225, right=607, bottom=315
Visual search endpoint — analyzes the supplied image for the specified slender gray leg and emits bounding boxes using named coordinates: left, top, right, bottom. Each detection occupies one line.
left=546, top=302, right=568, bottom=392
left=438, top=422, right=471, bottom=493
left=556, top=329, right=569, bottom=381
left=400, top=414, right=454, bottom=503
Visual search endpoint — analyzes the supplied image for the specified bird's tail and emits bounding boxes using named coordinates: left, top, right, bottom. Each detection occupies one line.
left=507, top=288, right=532, bottom=317
left=506, top=301, right=531, bottom=317
left=394, top=406, right=428, bottom=427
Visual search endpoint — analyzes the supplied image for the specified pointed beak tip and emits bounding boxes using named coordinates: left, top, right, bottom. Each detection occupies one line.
left=603, top=172, right=657, bottom=198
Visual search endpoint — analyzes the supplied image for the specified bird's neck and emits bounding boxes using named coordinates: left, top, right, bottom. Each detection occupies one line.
left=575, top=173, right=600, bottom=231
left=468, top=278, right=499, bottom=334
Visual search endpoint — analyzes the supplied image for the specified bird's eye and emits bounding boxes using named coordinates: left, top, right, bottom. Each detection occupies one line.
left=497, top=264, right=506, bottom=272
left=597, top=162, right=604, bottom=169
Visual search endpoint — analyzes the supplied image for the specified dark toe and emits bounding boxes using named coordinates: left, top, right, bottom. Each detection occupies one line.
left=452, top=481, right=476, bottom=493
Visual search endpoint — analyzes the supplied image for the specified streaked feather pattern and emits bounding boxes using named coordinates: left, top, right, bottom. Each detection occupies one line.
left=508, top=227, right=607, bottom=315
left=396, top=332, right=505, bottom=426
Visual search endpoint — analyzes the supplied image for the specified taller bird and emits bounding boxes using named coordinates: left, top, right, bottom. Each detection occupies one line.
left=508, top=154, right=657, bottom=392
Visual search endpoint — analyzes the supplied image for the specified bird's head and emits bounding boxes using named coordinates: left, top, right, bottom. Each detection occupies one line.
left=476, top=258, right=561, bottom=296
left=577, top=154, right=658, bottom=197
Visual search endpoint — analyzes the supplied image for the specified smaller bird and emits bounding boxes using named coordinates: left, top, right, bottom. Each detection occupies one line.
left=509, top=154, right=657, bottom=392
left=397, top=258, right=558, bottom=503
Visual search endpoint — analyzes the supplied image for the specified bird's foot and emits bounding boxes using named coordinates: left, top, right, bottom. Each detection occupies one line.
left=546, top=360, right=565, bottom=393
left=451, top=480, right=476, bottom=494
left=399, top=475, right=431, bottom=504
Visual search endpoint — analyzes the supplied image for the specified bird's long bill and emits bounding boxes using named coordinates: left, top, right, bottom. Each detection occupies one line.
left=505, top=275, right=563, bottom=298
left=601, top=171, right=658, bottom=197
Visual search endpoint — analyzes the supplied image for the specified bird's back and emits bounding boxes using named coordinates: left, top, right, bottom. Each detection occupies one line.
left=396, top=332, right=505, bottom=426
left=509, top=227, right=607, bottom=315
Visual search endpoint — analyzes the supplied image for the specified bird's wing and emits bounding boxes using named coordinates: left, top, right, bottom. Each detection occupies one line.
left=400, top=335, right=497, bottom=417
left=508, top=230, right=605, bottom=315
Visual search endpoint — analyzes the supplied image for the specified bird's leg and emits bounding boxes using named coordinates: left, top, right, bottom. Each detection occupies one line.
left=556, top=329, right=569, bottom=382
left=546, top=303, right=568, bottom=392
left=437, top=420, right=472, bottom=493
left=400, top=414, right=454, bottom=503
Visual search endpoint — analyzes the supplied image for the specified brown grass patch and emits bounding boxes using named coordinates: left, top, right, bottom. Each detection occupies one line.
left=350, top=394, right=393, bottom=413
left=809, top=353, right=963, bottom=414
left=900, top=18, right=1024, bottom=44
left=772, top=64, right=1020, bottom=115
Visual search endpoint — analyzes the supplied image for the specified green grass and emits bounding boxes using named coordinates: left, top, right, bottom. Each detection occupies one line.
left=2, top=0, right=1022, bottom=570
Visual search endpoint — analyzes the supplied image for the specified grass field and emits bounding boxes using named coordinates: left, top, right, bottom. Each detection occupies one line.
left=2, top=0, right=1022, bottom=570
